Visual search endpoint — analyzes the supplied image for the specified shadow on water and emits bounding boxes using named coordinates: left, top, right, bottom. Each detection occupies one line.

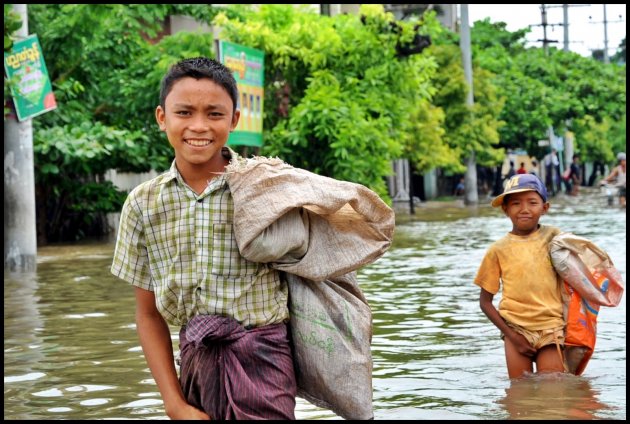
left=3, top=188, right=626, bottom=420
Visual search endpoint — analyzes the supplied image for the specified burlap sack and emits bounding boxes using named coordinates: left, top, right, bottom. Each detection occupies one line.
left=226, top=156, right=395, bottom=420
left=226, top=156, right=395, bottom=281
left=286, top=272, right=374, bottom=420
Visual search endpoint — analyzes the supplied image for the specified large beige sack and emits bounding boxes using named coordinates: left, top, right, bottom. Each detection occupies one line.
left=226, top=156, right=395, bottom=420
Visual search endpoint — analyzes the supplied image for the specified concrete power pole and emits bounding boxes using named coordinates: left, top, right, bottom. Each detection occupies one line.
left=603, top=4, right=610, bottom=64
left=589, top=4, right=624, bottom=63
left=459, top=4, right=478, bottom=205
left=4, top=4, right=38, bottom=272
left=563, top=4, right=569, bottom=52
left=551, top=4, right=591, bottom=53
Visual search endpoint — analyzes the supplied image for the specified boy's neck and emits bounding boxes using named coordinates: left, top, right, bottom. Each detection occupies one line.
left=510, top=224, right=541, bottom=237
left=176, top=156, right=228, bottom=194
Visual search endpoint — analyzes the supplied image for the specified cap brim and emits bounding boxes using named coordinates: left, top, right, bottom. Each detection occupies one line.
left=491, top=188, right=539, bottom=207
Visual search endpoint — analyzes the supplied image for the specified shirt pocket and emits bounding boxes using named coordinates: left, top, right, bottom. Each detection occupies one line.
left=211, top=223, right=260, bottom=277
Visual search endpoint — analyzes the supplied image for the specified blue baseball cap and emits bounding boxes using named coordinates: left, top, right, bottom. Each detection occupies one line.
left=491, top=174, right=548, bottom=207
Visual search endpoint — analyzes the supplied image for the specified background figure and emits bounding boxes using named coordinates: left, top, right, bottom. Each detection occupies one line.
left=600, top=152, right=627, bottom=207
left=530, top=160, right=539, bottom=177
left=588, top=161, right=606, bottom=186
left=454, top=177, right=465, bottom=196
left=544, top=149, right=560, bottom=196
left=506, top=161, right=516, bottom=180
left=569, top=155, right=581, bottom=196
left=516, top=162, right=527, bottom=175
left=492, top=164, right=504, bottom=196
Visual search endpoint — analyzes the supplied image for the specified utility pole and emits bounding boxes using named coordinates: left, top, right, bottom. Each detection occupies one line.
left=544, top=4, right=591, bottom=174
left=603, top=4, right=609, bottom=63
left=535, top=4, right=559, bottom=54
left=589, top=4, right=624, bottom=63
left=459, top=4, right=478, bottom=205
left=4, top=4, right=38, bottom=272
left=545, top=4, right=591, bottom=53
left=535, top=5, right=561, bottom=194
left=563, top=4, right=569, bottom=51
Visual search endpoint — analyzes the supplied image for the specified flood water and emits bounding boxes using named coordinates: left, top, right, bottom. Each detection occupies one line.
left=4, top=187, right=626, bottom=420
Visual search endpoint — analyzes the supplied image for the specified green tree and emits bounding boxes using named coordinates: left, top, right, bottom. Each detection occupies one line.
left=426, top=38, right=505, bottom=171
left=572, top=115, right=626, bottom=164
left=214, top=4, right=442, bottom=199
left=26, top=4, right=228, bottom=242
left=471, top=19, right=626, bottom=161
left=611, top=37, right=626, bottom=64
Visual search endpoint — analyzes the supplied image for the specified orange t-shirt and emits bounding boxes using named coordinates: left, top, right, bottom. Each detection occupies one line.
left=474, top=225, right=564, bottom=330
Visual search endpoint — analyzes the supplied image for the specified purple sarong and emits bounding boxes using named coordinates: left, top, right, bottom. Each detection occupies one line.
left=179, top=315, right=296, bottom=420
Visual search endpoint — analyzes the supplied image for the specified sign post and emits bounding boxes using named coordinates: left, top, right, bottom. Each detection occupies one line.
left=217, top=40, right=265, bottom=147
left=4, top=34, right=57, bottom=121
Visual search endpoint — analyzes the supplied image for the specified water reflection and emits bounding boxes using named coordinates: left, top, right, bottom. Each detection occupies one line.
left=3, top=189, right=626, bottom=420
left=497, top=373, right=610, bottom=420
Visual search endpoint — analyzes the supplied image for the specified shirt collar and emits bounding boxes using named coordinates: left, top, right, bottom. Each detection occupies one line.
left=160, top=147, right=241, bottom=192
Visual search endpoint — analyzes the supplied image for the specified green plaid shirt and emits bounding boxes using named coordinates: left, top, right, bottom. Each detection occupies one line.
left=111, top=153, right=289, bottom=328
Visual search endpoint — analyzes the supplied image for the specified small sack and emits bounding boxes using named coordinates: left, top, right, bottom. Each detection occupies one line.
left=550, top=233, right=624, bottom=308
left=550, top=233, right=625, bottom=375
left=287, top=272, right=374, bottom=420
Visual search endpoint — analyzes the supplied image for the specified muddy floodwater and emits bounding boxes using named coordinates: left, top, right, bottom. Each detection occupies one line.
left=4, top=188, right=626, bottom=419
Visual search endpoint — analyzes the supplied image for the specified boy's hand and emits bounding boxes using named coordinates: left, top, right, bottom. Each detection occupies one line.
left=507, top=331, right=536, bottom=357
left=167, top=403, right=211, bottom=420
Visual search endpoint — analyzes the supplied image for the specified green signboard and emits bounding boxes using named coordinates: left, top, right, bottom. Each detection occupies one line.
left=4, top=34, right=57, bottom=121
left=218, top=40, right=265, bottom=147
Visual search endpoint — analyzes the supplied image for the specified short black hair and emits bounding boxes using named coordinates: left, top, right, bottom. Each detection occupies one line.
left=159, top=57, right=238, bottom=113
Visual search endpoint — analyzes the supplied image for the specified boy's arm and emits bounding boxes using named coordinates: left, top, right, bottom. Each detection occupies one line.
left=479, top=288, right=536, bottom=357
left=134, top=287, right=210, bottom=420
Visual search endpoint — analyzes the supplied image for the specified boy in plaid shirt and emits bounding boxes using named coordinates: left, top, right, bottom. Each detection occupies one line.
left=111, top=58, right=295, bottom=420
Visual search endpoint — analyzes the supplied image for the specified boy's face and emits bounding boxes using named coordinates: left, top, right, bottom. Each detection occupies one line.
left=501, top=191, right=549, bottom=236
left=155, top=77, right=239, bottom=168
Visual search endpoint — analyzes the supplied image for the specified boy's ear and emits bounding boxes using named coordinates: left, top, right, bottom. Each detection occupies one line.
left=155, top=105, right=166, bottom=131
left=541, top=202, right=550, bottom=215
left=230, top=109, right=241, bottom=131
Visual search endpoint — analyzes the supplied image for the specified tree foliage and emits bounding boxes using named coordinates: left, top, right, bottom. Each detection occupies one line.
left=214, top=4, right=442, bottom=198
left=471, top=19, right=626, bottom=160
left=3, top=4, right=625, bottom=242
left=22, top=4, right=228, bottom=242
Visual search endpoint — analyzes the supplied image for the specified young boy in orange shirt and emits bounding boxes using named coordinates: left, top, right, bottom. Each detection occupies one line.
left=474, top=174, right=566, bottom=378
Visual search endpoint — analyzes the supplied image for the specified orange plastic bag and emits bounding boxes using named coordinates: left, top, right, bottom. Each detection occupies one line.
left=562, top=272, right=606, bottom=375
